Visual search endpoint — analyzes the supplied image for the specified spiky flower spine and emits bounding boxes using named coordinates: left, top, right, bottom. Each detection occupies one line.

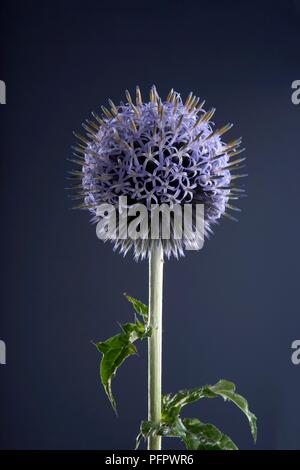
left=69, top=86, right=246, bottom=259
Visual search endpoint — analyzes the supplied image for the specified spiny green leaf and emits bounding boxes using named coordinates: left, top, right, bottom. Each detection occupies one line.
left=136, top=421, right=155, bottom=449
left=182, top=418, right=238, bottom=450
left=95, top=295, right=150, bottom=413
left=162, top=379, right=257, bottom=443
left=136, top=418, right=238, bottom=451
left=162, top=388, right=206, bottom=421
left=208, top=380, right=257, bottom=442
left=121, top=320, right=151, bottom=341
left=124, top=294, right=149, bottom=321
left=95, top=334, right=137, bottom=412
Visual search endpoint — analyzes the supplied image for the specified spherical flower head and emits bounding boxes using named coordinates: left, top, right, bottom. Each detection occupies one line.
left=70, top=86, right=246, bottom=260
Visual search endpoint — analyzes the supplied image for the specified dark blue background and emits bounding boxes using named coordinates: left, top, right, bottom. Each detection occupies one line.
left=0, top=0, right=300, bottom=450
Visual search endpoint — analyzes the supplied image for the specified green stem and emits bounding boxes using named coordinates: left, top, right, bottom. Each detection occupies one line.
left=148, top=242, right=164, bottom=450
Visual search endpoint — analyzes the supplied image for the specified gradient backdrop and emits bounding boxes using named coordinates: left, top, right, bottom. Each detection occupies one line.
left=0, top=0, right=300, bottom=450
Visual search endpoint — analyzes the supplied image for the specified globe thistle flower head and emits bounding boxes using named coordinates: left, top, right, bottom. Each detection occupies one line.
left=69, top=86, right=246, bottom=260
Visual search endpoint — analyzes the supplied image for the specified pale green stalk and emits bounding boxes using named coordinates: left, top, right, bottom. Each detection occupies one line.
left=148, top=243, right=164, bottom=450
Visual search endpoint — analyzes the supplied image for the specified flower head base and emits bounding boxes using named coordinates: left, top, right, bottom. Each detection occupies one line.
left=69, top=86, right=246, bottom=259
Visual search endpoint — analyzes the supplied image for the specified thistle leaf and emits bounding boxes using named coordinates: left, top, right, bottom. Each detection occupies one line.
left=135, top=421, right=158, bottom=450
left=95, top=334, right=137, bottom=413
left=135, top=418, right=238, bottom=450
left=162, top=379, right=257, bottom=442
left=207, top=379, right=257, bottom=442
left=94, top=295, right=150, bottom=412
left=136, top=379, right=257, bottom=449
left=182, top=418, right=238, bottom=450
left=124, top=294, right=149, bottom=321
